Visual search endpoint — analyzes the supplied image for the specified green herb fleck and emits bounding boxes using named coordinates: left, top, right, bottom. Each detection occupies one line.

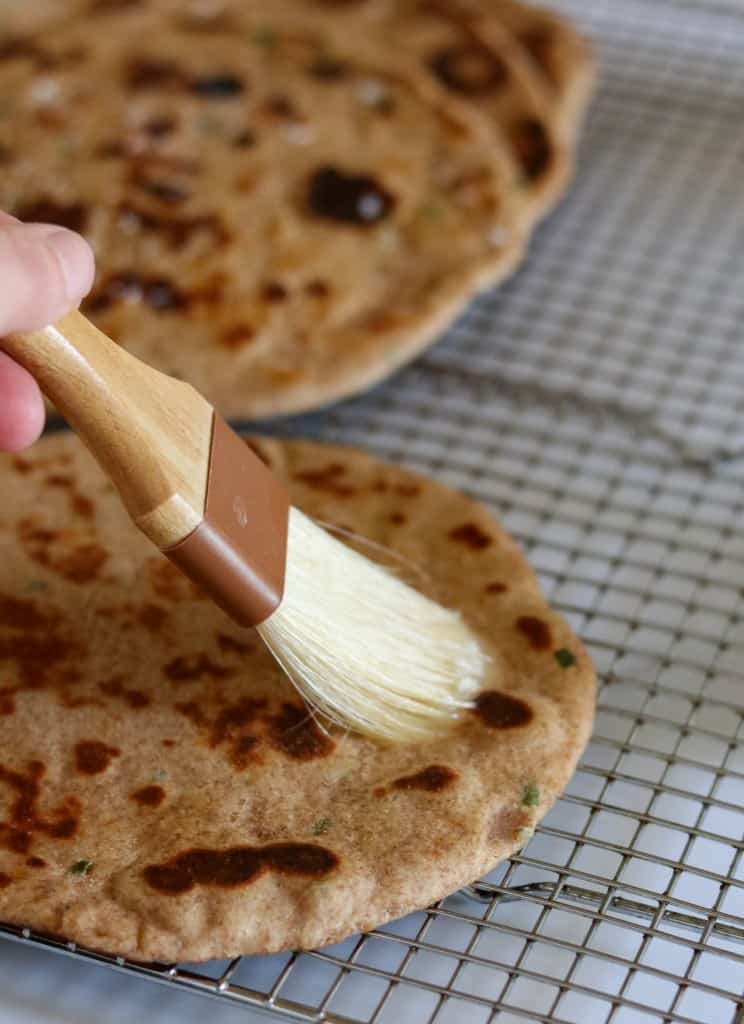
left=154, top=768, right=168, bottom=783
left=554, top=648, right=576, bottom=669
left=69, top=859, right=93, bottom=877
left=311, top=817, right=332, bottom=836
left=251, top=26, right=277, bottom=48
left=522, top=782, right=540, bottom=808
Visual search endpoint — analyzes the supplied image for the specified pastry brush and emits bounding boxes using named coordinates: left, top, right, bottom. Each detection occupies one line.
left=2, top=311, right=486, bottom=741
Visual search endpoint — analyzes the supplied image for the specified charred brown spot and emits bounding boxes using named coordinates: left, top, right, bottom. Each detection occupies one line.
left=308, top=166, right=394, bottom=225
left=474, top=691, right=533, bottom=729
left=305, top=278, right=331, bottom=298
left=233, top=130, right=256, bottom=149
left=71, top=494, right=95, bottom=519
left=221, top=324, right=255, bottom=349
left=0, top=37, right=53, bottom=68
left=0, top=760, right=80, bottom=854
left=12, top=457, right=32, bottom=475
left=163, top=653, right=232, bottom=682
left=390, top=765, right=457, bottom=793
left=14, top=199, right=87, bottom=233
left=0, top=595, right=52, bottom=631
left=210, top=698, right=267, bottom=769
left=137, top=179, right=191, bottom=205
left=485, top=582, right=508, bottom=594
left=516, top=615, right=552, bottom=651
left=131, top=784, right=166, bottom=807
left=216, top=633, right=254, bottom=656
left=75, top=741, right=120, bottom=775
left=137, top=603, right=168, bottom=632
left=263, top=94, right=297, bottom=118
left=0, top=873, right=11, bottom=888
left=114, top=203, right=230, bottom=251
left=261, top=281, right=288, bottom=303
left=55, top=544, right=108, bottom=583
left=510, top=118, right=553, bottom=182
left=126, top=57, right=183, bottom=90
left=144, top=842, right=339, bottom=894
left=449, top=523, right=492, bottom=549
left=99, top=676, right=150, bottom=709
left=143, top=114, right=178, bottom=137
left=26, top=855, right=46, bottom=867
left=429, top=44, right=508, bottom=96
left=294, top=463, right=355, bottom=497
left=0, top=593, right=77, bottom=696
left=268, top=703, right=334, bottom=761
left=44, top=474, right=73, bottom=489
left=95, top=140, right=126, bottom=159
left=162, top=739, right=175, bottom=747
left=308, top=53, right=348, bottom=79
left=388, top=512, right=407, bottom=526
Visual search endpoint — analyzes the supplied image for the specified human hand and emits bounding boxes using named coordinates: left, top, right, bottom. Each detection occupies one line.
left=0, top=210, right=94, bottom=451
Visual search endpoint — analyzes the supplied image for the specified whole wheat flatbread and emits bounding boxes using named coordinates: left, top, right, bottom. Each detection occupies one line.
left=0, top=433, right=594, bottom=960
left=0, top=4, right=523, bottom=419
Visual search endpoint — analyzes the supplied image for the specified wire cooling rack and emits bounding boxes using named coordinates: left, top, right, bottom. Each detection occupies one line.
left=2, top=1, right=744, bottom=1022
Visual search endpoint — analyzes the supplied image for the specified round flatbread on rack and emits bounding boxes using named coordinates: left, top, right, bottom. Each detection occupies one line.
left=0, top=4, right=522, bottom=419
left=0, top=434, right=594, bottom=960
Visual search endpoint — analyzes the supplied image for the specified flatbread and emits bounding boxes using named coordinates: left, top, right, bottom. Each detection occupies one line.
left=472, top=0, right=596, bottom=139
left=0, top=433, right=595, bottom=960
left=0, top=4, right=523, bottom=419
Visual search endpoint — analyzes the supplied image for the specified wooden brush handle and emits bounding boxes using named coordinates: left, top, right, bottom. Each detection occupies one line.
left=2, top=310, right=213, bottom=548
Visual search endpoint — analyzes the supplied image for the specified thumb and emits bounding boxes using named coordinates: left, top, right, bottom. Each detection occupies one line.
left=0, top=222, right=94, bottom=335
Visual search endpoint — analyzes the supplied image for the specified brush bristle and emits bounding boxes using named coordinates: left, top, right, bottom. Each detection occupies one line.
left=257, top=508, right=487, bottom=743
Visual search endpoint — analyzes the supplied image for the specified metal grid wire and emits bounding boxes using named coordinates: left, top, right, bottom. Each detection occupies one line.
left=2, top=1, right=744, bottom=1021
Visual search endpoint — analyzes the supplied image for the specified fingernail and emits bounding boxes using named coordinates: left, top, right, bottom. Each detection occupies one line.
left=43, top=228, right=95, bottom=299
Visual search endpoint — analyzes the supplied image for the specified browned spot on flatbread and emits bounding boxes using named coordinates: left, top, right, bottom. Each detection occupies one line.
left=144, top=842, right=339, bottom=894
left=485, top=582, right=508, bottom=594
left=510, top=118, right=553, bottom=182
left=0, top=596, right=78, bottom=711
left=162, top=739, right=175, bottom=747
left=261, top=280, right=289, bottom=303
left=26, top=855, right=46, bottom=867
left=516, top=615, right=552, bottom=651
left=0, top=595, right=52, bottom=631
left=11, top=457, right=32, bottom=475
left=378, top=765, right=458, bottom=798
left=474, top=691, right=533, bottom=729
left=0, top=760, right=80, bottom=854
left=55, top=544, right=108, bottom=583
left=14, top=198, right=88, bottom=233
left=163, top=653, right=232, bottom=683
left=305, top=278, right=330, bottom=298
left=294, top=463, right=355, bottom=497
left=137, top=603, right=168, bottom=632
left=99, top=676, right=150, bottom=709
left=429, top=44, right=508, bottom=96
left=307, top=166, right=395, bottom=226
left=449, top=522, right=492, bottom=549
left=131, top=785, right=166, bottom=807
left=71, top=494, right=95, bottom=519
left=388, top=512, right=407, bottom=526
left=216, top=633, right=254, bottom=657
left=268, top=704, right=334, bottom=761
left=74, top=741, right=120, bottom=775
left=221, top=323, right=255, bottom=349
left=0, top=873, right=11, bottom=888
left=16, top=520, right=108, bottom=583
left=210, top=698, right=267, bottom=770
